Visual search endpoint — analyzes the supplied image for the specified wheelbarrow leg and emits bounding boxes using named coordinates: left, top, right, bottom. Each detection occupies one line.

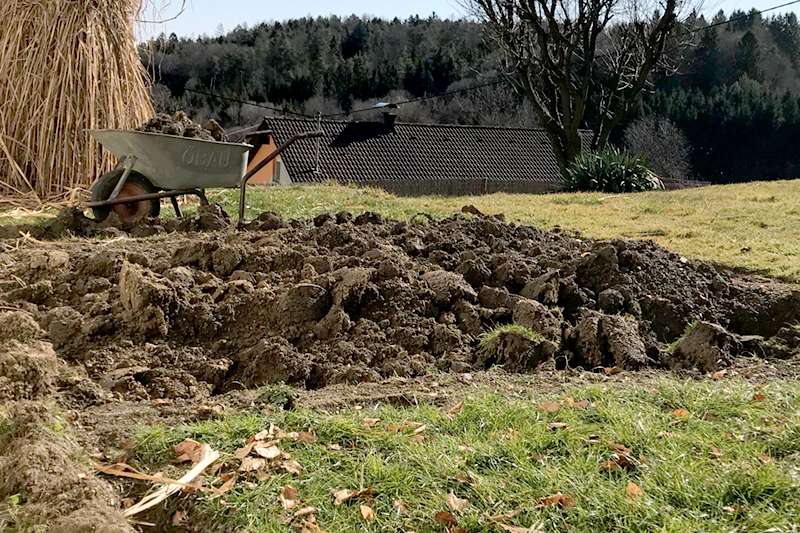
left=170, top=196, right=182, bottom=218
left=108, top=156, right=137, bottom=203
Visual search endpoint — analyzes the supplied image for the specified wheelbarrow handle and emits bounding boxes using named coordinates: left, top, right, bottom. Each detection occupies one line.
left=238, top=130, right=324, bottom=224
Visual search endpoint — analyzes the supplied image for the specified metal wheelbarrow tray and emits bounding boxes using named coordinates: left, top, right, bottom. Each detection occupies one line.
left=87, top=128, right=322, bottom=224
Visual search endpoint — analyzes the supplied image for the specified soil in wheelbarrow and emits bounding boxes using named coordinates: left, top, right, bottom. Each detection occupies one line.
left=0, top=204, right=798, bottom=529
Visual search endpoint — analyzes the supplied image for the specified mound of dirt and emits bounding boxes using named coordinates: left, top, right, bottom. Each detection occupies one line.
left=1, top=208, right=797, bottom=400
left=137, top=111, right=225, bottom=142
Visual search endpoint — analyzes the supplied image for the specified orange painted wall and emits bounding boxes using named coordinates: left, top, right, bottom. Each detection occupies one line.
left=246, top=138, right=280, bottom=185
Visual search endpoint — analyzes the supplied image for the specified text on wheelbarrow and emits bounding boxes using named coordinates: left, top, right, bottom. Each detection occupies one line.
left=181, top=147, right=232, bottom=170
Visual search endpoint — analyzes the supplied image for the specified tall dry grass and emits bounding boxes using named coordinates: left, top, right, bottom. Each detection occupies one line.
left=0, top=0, right=154, bottom=202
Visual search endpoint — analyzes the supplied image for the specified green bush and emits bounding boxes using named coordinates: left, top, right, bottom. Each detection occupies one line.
left=565, top=148, right=664, bottom=193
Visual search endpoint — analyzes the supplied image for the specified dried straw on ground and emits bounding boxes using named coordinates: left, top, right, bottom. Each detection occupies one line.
left=0, top=0, right=153, bottom=202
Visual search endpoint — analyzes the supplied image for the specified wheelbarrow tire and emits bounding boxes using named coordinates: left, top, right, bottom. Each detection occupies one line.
left=91, top=169, right=161, bottom=223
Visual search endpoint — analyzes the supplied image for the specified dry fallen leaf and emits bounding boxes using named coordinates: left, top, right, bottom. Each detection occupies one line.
left=410, top=434, right=425, bottom=444
left=281, top=459, right=303, bottom=475
left=360, top=504, right=375, bottom=522
left=239, top=457, right=266, bottom=473
left=710, top=447, right=723, bottom=459
left=393, top=499, right=407, bottom=515
left=212, top=473, right=237, bottom=496
left=296, top=432, right=317, bottom=444
left=539, top=401, right=561, bottom=413
left=447, top=491, right=469, bottom=512
left=711, top=370, right=728, bottom=380
left=547, top=422, right=570, bottom=431
left=434, top=510, right=459, bottom=527
left=386, top=423, right=403, bottom=432
left=363, top=417, right=381, bottom=428
left=670, top=408, right=690, bottom=418
left=234, top=441, right=257, bottom=460
left=610, top=443, right=632, bottom=455
left=537, top=493, right=575, bottom=508
left=602, top=367, right=621, bottom=375
left=279, top=485, right=301, bottom=510
left=174, top=439, right=204, bottom=464
left=600, top=454, right=635, bottom=472
left=328, top=443, right=342, bottom=451
left=625, top=481, right=644, bottom=499
left=447, top=400, right=465, bottom=418
left=752, top=392, right=767, bottom=402
left=333, top=487, right=374, bottom=505
left=564, top=397, right=591, bottom=409
left=254, top=444, right=282, bottom=460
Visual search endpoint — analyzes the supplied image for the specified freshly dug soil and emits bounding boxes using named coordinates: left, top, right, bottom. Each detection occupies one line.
left=0, top=205, right=798, bottom=528
left=136, top=111, right=225, bottom=142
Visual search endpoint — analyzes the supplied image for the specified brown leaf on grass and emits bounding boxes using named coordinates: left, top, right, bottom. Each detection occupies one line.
left=625, top=481, right=644, bottom=499
left=586, top=434, right=602, bottom=444
left=600, top=454, right=635, bottom=472
left=360, top=504, right=375, bottom=522
left=434, top=510, right=459, bottom=527
left=328, top=443, right=343, bottom=451
left=174, top=439, right=204, bottom=464
left=393, top=499, right=407, bottom=515
left=759, top=453, right=774, bottom=464
left=386, top=423, right=403, bottom=432
left=537, top=493, right=575, bottom=508
left=539, top=401, right=561, bottom=413
left=711, top=370, right=728, bottom=380
left=234, top=441, right=257, bottom=460
left=670, top=408, right=690, bottom=418
left=363, top=417, right=381, bottom=428
left=610, top=443, right=632, bottom=455
left=211, top=473, right=237, bottom=496
left=281, top=459, right=303, bottom=475
left=333, top=487, right=374, bottom=505
left=602, top=367, right=621, bottom=375
left=710, top=447, right=723, bottom=459
left=254, top=444, right=282, bottom=460
left=279, top=485, right=301, bottom=510
left=752, top=392, right=767, bottom=402
left=564, top=397, right=591, bottom=409
left=447, top=400, right=465, bottom=418
left=547, top=422, right=570, bottom=431
left=239, top=457, right=266, bottom=473
left=447, top=491, right=469, bottom=512
left=296, top=432, right=317, bottom=444
left=410, top=434, right=425, bottom=444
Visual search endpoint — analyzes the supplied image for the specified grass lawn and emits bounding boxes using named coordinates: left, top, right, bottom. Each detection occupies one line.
left=132, top=375, right=800, bottom=532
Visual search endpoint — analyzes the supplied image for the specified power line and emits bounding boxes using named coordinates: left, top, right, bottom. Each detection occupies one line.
left=183, top=88, right=314, bottom=118
left=689, top=0, right=800, bottom=32
left=323, top=79, right=506, bottom=118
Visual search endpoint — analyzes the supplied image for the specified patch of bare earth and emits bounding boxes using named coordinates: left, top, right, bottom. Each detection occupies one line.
left=0, top=205, right=798, bottom=528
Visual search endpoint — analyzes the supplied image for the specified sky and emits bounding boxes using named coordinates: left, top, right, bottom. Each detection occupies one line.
left=137, top=0, right=799, bottom=39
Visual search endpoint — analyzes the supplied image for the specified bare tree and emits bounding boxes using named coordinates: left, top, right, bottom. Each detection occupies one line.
left=624, top=115, right=692, bottom=181
left=472, top=0, right=692, bottom=175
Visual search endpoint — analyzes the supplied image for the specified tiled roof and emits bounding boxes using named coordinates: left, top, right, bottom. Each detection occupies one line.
left=259, top=116, right=592, bottom=184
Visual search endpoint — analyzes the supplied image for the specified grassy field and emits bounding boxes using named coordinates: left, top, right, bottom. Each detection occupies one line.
left=208, top=180, right=800, bottom=281
left=133, top=376, right=800, bottom=532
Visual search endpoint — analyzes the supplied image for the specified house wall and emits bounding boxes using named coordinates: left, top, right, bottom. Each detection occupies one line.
left=246, top=139, right=280, bottom=185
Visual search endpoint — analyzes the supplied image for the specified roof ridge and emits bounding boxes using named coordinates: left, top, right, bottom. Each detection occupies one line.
left=259, top=116, right=593, bottom=134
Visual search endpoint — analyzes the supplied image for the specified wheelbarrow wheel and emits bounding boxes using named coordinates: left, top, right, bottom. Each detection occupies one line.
left=91, top=169, right=161, bottom=223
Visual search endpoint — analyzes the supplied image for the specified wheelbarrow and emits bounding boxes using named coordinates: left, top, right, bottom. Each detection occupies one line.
left=86, top=128, right=323, bottom=224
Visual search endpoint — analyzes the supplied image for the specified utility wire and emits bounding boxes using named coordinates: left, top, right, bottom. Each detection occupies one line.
left=183, top=88, right=314, bottom=118
left=688, top=0, right=800, bottom=32
left=322, top=79, right=506, bottom=118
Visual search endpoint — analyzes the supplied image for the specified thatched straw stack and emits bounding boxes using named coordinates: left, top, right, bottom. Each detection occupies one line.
left=0, top=0, right=153, bottom=201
